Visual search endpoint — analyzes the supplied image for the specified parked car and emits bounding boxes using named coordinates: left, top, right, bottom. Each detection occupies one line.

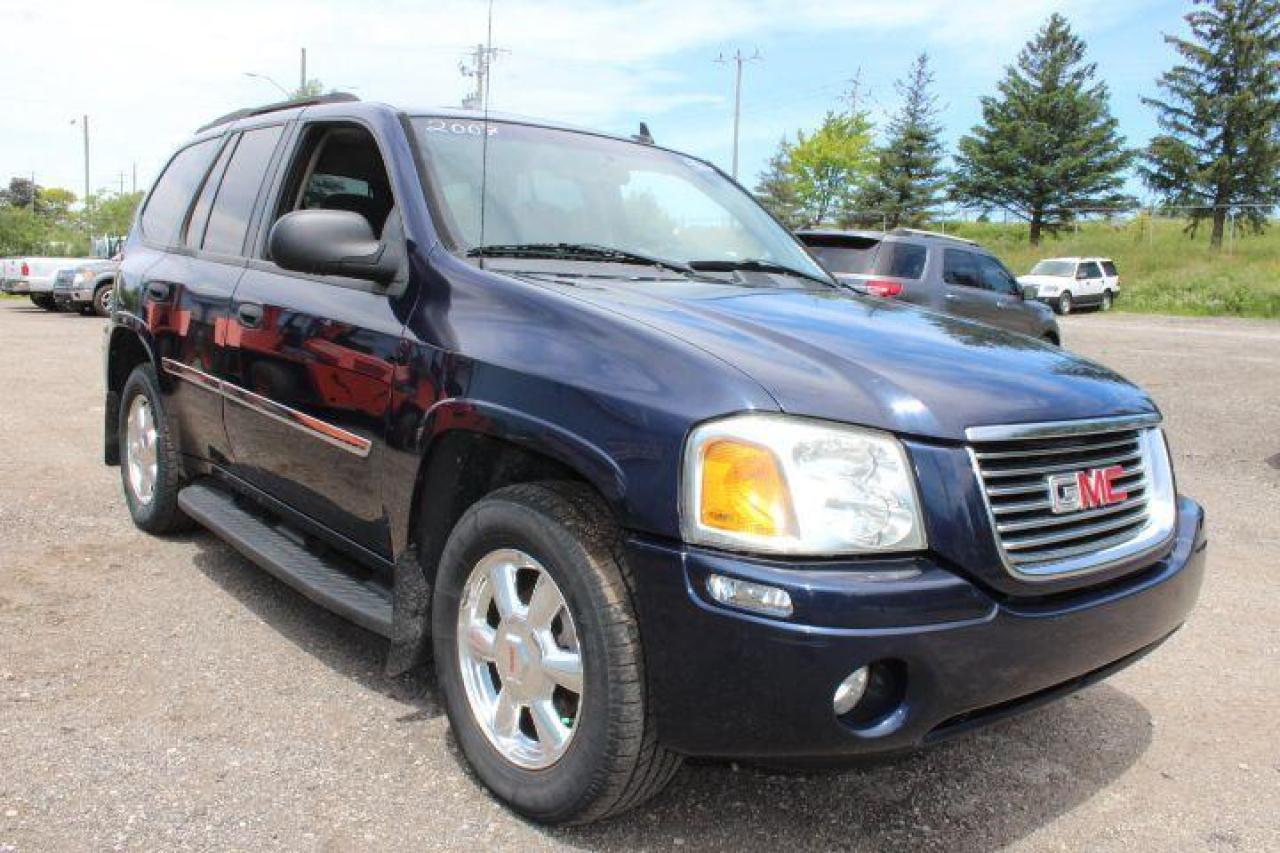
left=5, top=256, right=100, bottom=309
left=104, top=96, right=1205, bottom=825
left=1018, top=256, right=1120, bottom=315
left=796, top=228, right=1061, bottom=344
left=52, top=259, right=118, bottom=316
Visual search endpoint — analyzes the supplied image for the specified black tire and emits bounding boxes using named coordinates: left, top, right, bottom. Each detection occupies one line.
left=1056, top=291, right=1073, bottom=315
left=93, top=284, right=112, bottom=317
left=1100, top=290, right=1113, bottom=311
left=30, top=294, right=55, bottom=311
left=432, top=482, right=681, bottom=825
left=118, top=364, right=193, bottom=534
left=1043, top=332, right=1060, bottom=346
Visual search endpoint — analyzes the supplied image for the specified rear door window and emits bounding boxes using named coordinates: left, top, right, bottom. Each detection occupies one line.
left=874, top=242, right=927, bottom=280
left=942, top=249, right=981, bottom=288
left=140, top=138, right=221, bottom=245
left=201, top=125, right=285, bottom=256
left=1078, top=261, right=1103, bottom=279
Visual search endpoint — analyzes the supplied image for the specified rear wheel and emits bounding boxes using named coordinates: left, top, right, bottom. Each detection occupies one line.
left=1100, top=290, right=1113, bottom=311
left=432, top=482, right=681, bottom=824
left=118, top=364, right=192, bottom=534
left=93, top=284, right=113, bottom=317
left=1056, top=291, right=1073, bottom=315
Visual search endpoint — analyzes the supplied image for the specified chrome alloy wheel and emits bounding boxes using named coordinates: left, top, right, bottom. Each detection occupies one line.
left=456, top=549, right=584, bottom=769
left=125, top=395, right=159, bottom=505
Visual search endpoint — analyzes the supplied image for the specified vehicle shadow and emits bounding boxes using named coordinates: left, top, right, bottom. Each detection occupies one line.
left=187, top=532, right=441, bottom=723
left=554, top=685, right=1152, bottom=852
left=186, top=529, right=1151, bottom=851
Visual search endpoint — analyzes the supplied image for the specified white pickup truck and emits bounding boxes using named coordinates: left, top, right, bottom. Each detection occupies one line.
left=3, top=257, right=100, bottom=310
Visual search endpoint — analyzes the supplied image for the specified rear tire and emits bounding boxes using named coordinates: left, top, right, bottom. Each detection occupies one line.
left=30, top=294, right=55, bottom=311
left=432, top=482, right=681, bottom=825
left=1100, top=290, right=1113, bottom=311
left=1055, top=291, right=1073, bottom=315
left=118, top=364, right=193, bottom=534
left=93, top=284, right=113, bottom=317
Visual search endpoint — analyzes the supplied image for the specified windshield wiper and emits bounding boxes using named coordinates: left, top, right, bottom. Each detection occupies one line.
left=686, top=258, right=836, bottom=288
left=466, top=242, right=703, bottom=278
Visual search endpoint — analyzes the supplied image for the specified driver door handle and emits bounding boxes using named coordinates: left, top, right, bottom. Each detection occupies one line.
left=237, top=302, right=264, bottom=329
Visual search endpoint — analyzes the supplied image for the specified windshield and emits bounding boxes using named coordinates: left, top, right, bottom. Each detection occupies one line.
left=411, top=117, right=828, bottom=282
left=1030, top=260, right=1076, bottom=277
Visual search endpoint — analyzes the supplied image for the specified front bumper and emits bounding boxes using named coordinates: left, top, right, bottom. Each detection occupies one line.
left=627, top=496, right=1206, bottom=759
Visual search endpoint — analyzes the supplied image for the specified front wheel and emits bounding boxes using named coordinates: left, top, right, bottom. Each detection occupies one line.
left=1056, top=291, right=1073, bottom=315
left=432, top=482, right=681, bottom=824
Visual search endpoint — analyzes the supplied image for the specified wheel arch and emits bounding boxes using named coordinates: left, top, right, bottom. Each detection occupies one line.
left=103, top=323, right=159, bottom=466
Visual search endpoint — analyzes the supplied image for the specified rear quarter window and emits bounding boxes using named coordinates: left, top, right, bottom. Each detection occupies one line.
left=140, top=138, right=221, bottom=246
left=803, top=237, right=880, bottom=275
left=874, top=242, right=927, bottom=280
left=1102, top=261, right=1118, bottom=277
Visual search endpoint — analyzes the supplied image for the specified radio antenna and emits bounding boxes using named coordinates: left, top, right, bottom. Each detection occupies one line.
left=477, top=0, right=495, bottom=267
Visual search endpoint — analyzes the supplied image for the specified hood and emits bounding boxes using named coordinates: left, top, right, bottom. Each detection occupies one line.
left=1017, top=274, right=1070, bottom=287
left=512, top=272, right=1156, bottom=441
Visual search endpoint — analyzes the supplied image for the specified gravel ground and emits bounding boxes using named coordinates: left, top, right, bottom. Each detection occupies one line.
left=0, top=299, right=1277, bottom=852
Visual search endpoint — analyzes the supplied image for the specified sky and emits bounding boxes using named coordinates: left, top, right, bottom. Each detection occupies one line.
left=0, top=0, right=1192, bottom=204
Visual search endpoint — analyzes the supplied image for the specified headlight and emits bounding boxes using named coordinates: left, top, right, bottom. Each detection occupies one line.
left=681, top=414, right=927, bottom=556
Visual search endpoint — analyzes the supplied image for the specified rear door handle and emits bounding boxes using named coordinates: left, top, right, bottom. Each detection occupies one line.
left=237, top=303, right=264, bottom=329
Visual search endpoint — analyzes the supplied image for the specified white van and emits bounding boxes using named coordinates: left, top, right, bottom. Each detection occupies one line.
left=1017, top=257, right=1120, bottom=315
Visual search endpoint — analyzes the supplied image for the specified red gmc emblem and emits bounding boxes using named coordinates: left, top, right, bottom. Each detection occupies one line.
left=1047, top=466, right=1128, bottom=514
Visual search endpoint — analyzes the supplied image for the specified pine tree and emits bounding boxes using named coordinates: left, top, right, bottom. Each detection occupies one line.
left=754, top=136, right=802, bottom=227
left=951, top=14, right=1133, bottom=245
left=860, top=54, right=947, bottom=229
left=1141, top=0, right=1280, bottom=248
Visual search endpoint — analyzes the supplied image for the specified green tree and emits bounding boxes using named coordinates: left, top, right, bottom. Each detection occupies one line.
left=0, top=177, right=37, bottom=210
left=951, top=14, right=1133, bottom=245
left=292, top=79, right=326, bottom=99
left=84, top=191, right=144, bottom=237
left=788, top=110, right=876, bottom=227
left=753, top=136, right=802, bottom=227
left=860, top=54, right=947, bottom=228
left=1141, top=0, right=1280, bottom=248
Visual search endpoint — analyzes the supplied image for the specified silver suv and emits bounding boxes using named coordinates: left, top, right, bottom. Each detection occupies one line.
left=797, top=228, right=1061, bottom=344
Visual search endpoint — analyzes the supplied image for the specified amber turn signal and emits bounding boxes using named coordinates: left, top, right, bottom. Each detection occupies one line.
left=699, top=439, right=796, bottom=537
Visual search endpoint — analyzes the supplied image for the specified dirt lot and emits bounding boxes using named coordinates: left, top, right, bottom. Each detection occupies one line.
left=0, top=300, right=1277, bottom=852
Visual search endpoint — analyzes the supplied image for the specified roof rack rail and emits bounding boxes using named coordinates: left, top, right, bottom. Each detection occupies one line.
left=889, top=227, right=977, bottom=246
left=197, top=92, right=360, bottom=134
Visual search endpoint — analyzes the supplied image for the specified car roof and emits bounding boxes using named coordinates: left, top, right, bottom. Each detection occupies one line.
left=795, top=227, right=979, bottom=247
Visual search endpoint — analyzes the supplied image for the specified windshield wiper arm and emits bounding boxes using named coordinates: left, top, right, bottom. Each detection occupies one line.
left=686, top=258, right=835, bottom=288
left=466, top=242, right=702, bottom=278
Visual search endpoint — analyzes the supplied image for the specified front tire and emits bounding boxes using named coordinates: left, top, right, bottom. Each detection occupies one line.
left=432, top=482, right=680, bottom=825
left=118, top=364, right=192, bottom=534
left=1055, top=291, right=1073, bottom=315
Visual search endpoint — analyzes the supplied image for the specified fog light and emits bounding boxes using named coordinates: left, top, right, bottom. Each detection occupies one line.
left=833, top=666, right=870, bottom=716
left=706, top=574, right=793, bottom=617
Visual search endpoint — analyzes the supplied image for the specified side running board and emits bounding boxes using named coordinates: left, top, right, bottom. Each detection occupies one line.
left=178, top=481, right=393, bottom=637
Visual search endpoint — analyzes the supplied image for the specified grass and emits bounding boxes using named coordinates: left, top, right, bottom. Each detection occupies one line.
left=941, top=218, right=1280, bottom=319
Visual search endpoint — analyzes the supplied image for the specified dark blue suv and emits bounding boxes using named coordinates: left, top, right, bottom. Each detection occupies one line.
left=103, top=95, right=1206, bottom=824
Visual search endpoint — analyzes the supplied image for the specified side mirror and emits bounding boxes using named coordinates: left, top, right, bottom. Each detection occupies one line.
left=268, top=209, right=397, bottom=285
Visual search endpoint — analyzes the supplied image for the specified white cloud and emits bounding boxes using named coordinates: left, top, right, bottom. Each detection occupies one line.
left=0, top=0, right=1156, bottom=195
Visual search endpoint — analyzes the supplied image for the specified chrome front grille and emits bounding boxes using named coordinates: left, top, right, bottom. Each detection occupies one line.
left=967, top=414, right=1178, bottom=581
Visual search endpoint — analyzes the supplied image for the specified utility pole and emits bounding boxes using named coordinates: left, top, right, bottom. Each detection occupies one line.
left=459, top=43, right=506, bottom=111
left=715, top=49, right=761, bottom=180
left=82, top=115, right=90, bottom=213
left=300, top=47, right=307, bottom=93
